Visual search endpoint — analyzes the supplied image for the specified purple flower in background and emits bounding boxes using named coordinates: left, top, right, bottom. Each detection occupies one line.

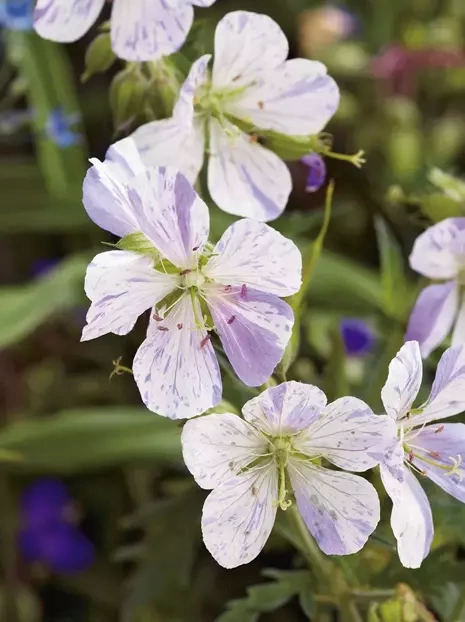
left=182, top=380, right=395, bottom=568
left=405, top=218, right=465, bottom=358
left=380, top=341, right=465, bottom=568
left=30, top=257, right=59, bottom=279
left=45, top=108, right=81, bottom=149
left=33, top=0, right=217, bottom=61
left=0, top=0, right=34, bottom=31
left=130, top=11, right=340, bottom=221
left=81, top=138, right=302, bottom=420
left=19, top=479, right=95, bottom=574
left=301, top=153, right=327, bottom=193
left=341, top=318, right=375, bottom=356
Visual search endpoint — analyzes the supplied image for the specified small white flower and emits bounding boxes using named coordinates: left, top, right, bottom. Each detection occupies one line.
left=182, top=381, right=395, bottom=568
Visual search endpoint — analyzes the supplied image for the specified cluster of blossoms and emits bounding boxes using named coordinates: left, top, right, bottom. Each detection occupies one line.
left=32, top=4, right=465, bottom=572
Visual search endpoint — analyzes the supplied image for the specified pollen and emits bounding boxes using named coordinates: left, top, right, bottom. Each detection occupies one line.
left=435, top=425, right=445, bottom=434
left=227, top=315, right=236, bottom=325
left=157, top=326, right=169, bottom=332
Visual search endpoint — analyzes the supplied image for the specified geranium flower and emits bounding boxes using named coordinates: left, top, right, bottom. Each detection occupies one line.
left=301, top=152, right=327, bottom=193
left=130, top=10, right=340, bottom=221
left=340, top=318, right=375, bottom=357
left=81, top=138, right=302, bottom=419
left=406, top=217, right=465, bottom=357
left=182, top=381, right=395, bottom=568
left=380, top=341, right=465, bottom=568
left=33, top=0, right=217, bottom=61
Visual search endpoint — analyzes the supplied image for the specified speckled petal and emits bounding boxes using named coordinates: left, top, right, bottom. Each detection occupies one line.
left=126, top=167, right=209, bottom=269
left=133, top=295, right=222, bottom=420
left=207, top=118, right=292, bottom=222
left=288, top=459, right=380, bottom=556
left=111, top=0, right=193, bottom=61
left=293, top=397, right=397, bottom=472
left=182, top=413, right=267, bottom=489
left=381, top=341, right=423, bottom=421
left=202, top=463, right=278, bottom=568
left=452, top=294, right=465, bottom=347
left=226, top=58, right=339, bottom=136
left=131, top=116, right=205, bottom=184
left=173, top=55, right=211, bottom=130
left=409, top=217, right=465, bottom=280
left=205, top=285, right=294, bottom=387
left=405, top=282, right=458, bottom=358
left=99, top=136, right=146, bottom=184
left=81, top=251, right=177, bottom=341
left=212, top=11, right=288, bottom=89
left=203, top=218, right=302, bottom=297
left=34, top=0, right=104, bottom=42
left=380, top=463, right=433, bottom=569
left=242, top=381, right=327, bottom=436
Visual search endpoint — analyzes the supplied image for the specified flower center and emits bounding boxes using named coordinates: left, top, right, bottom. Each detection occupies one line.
left=269, top=436, right=293, bottom=511
left=181, top=269, right=205, bottom=289
left=402, top=424, right=463, bottom=480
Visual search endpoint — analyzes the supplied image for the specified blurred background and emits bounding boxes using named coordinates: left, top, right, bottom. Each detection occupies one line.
left=1, top=0, right=465, bottom=620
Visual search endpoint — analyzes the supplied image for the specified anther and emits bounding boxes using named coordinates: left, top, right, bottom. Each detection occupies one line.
left=241, top=284, right=247, bottom=299
left=429, top=451, right=441, bottom=459
left=258, top=100, right=264, bottom=109
left=248, top=134, right=259, bottom=143
left=153, top=312, right=163, bottom=321
left=224, top=285, right=232, bottom=292
left=408, top=450, right=414, bottom=462
left=180, top=269, right=192, bottom=276
left=435, top=425, right=445, bottom=434
left=421, top=470, right=428, bottom=476
left=177, top=323, right=183, bottom=330
left=157, top=326, right=169, bottom=332
left=192, top=245, right=199, bottom=251
left=227, top=315, right=236, bottom=325
left=200, top=335, right=211, bottom=349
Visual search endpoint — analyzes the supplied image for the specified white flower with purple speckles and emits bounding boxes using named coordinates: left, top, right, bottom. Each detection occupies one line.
left=129, top=10, right=340, bottom=222
left=81, top=138, right=302, bottom=420
left=380, top=341, right=465, bottom=568
left=406, top=217, right=465, bottom=357
left=33, top=0, right=217, bottom=61
left=182, top=381, right=395, bottom=568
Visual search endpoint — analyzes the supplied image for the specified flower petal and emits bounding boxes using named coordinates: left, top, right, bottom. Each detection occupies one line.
left=242, top=380, right=327, bottom=436
left=34, top=0, right=104, bottom=42
left=294, top=397, right=397, bottom=472
left=126, top=167, right=209, bottom=269
left=81, top=251, right=177, bottom=341
left=405, top=282, right=458, bottom=358
left=131, top=116, right=205, bottom=184
left=380, top=463, right=433, bottom=568
left=202, top=463, right=278, bottom=568
left=133, top=295, right=222, bottom=419
left=207, top=117, right=292, bottom=222
left=111, top=0, right=193, bottom=61
left=182, top=413, right=267, bottom=490
left=406, top=423, right=465, bottom=502
left=411, top=345, right=465, bottom=426
left=381, top=341, right=423, bottom=421
left=452, top=293, right=465, bottom=347
left=83, top=142, right=144, bottom=238
left=226, top=58, right=339, bottom=136
left=204, top=218, right=302, bottom=297
left=190, top=0, right=217, bottom=6
left=205, top=285, right=294, bottom=387
left=173, top=55, right=211, bottom=130
left=409, top=217, right=465, bottom=280
left=212, top=11, right=288, bottom=90
left=288, top=459, right=380, bottom=555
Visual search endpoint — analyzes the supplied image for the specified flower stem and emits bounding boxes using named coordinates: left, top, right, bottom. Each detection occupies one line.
left=288, top=505, right=331, bottom=585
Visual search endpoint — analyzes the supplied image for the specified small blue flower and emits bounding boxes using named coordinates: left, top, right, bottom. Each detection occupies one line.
left=340, top=318, right=375, bottom=357
left=19, top=478, right=95, bottom=575
left=0, top=0, right=34, bottom=31
left=45, top=107, right=81, bottom=149
left=301, top=153, right=327, bottom=193
left=29, top=258, right=59, bottom=279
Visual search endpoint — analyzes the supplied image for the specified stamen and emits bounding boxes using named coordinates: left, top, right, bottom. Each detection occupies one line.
left=200, top=335, right=211, bottom=349
left=446, top=455, right=463, bottom=480
left=153, top=312, right=163, bottom=322
left=273, top=461, right=292, bottom=511
left=258, top=100, right=264, bottom=109
left=192, top=246, right=199, bottom=251
left=429, top=451, right=441, bottom=459
left=157, top=326, right=169, bottom=332
left=435, top=425, right=445, bottom=434
left=180, top=269, right=192, bottom=276
left=177, top=323, right=183, bottom=330
left=248, top=134, right=259, bottom=143
left=408, top=450, right=414, bottom=462
left=241, top=284, right=247, bottom=299
left=227, top=315, right=236, bottom=325
left=224, top=285, right=232, bottom=292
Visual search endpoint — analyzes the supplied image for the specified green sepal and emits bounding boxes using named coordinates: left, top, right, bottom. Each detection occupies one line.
left=82, top=33, right=116, bottom=83
left=116, top=232, right=159, bottom=258
left=110, top=68, right=148, bottom=131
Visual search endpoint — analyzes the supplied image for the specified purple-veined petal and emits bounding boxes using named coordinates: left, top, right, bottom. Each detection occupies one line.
left=189, top=0, right=217, bottom=6
left=204, top=218, right=302, bottom=297
left=380, top=463, right=433, bottom=568
left=409, top=217, right=465, bottom=280
left=381, top=341, right=423, bottom=421
left=131, top=116, right=205, bottom=184
left=111, top=0, right=193, bottom=61
left=205, top=285, right=294, bottom=387
left=99, top=136, right=146, bottom=184
left=212, top=11, right=288, bottom=90
left=81, top=251, right=177, bottom=341
left=288, top=459, right=380, bottom=555
left=405, top=282, right=458, bottom=358
left=182, top=413, right=267, bottom=490
left=225, top=59, right=339, bottom=136
left=126, top=167, right=209, bottom=269
left=173, top=55, right=211, bottom=130
left=34, top=0, right=104, bottom=42
left=207, top=118, right=292, bottom=222
left=452, top=293, right=465, bottom=347
left=242, top=381, right=327, bottom=436
left=293, top=397, right=397, bottom=472
left=202, top=463, right=278, bottom=568
left=406, top=423, right=465, bottom=502
left=410, top=345, right=465, bottom=426
left=133, top=294, right=222, bottom=419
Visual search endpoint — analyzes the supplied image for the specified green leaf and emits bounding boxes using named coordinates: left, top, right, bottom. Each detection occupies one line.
left=0, top=407, right=181, bottom=473
left=82, top=33, right=116, bottom=82
left=428, top=167, right=465, bottom=202
left=0, top=254, right=87, bottom=349
left=323, top=326, right=349, bottom=401
left=374, top=217, right=408, bottom=319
